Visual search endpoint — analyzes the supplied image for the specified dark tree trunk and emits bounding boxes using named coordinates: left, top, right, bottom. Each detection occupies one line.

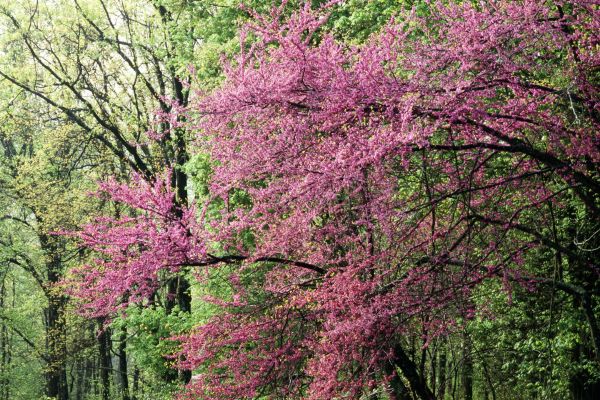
left=391, top=344, right=435, bottom=400
left=462, top=334, right=473, bottom=400
left=383, top=348, right=411, bottom=400
left=164, top=274, right=192, bottom=384
left=97, top=322, right=112, bottom=400
left=419, top=346, right=427, bottom=389
left=481, top=357, right=496, bottom=400
left=0, top=277, right=10, bottom=400
left=438, top=342, right=447, bottom=400
left=132, top=367, right=140, bottom=400
left=430, top=342, right=437, bottom=398
left=43, top=242, right=68, bottom=400
left=45, top=292, right=68, bottom=400
left=118, top=326, right=130, bottom=400
left=163, top=105, right=192, bottom=385
left=164, top=279, right=181, bottom=384
left=176, top=276, right=191, bottom=384
left=387, top=372, right=412, bottom=400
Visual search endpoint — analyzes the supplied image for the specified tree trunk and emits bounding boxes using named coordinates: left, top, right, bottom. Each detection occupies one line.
left=0, top=277, right=10, bottom=400
left=45, top=292, right=68, bottom=400
left=462, top=334, right=473, bottom=400
left=169, top=114, right=192, bottom=385
left=480, top=357, right=496, bottom=400
left=74, top=359, right=84, bottom=400
left=165, top=275, right=191, bottom=384
left=132, top=367, right=140, bottom=400
left=430, top=342, right=437, bottom=398
left=118, top=326, right=130, bottom=400
left=97, top=322, right=112, bottom=400
left=383, top=348, right=411, bottom=400
left=391, top=344, right=435, bottom=400
left=438, top=341, right=447, bottom=400
left=44, top=245, right=68, bottom=400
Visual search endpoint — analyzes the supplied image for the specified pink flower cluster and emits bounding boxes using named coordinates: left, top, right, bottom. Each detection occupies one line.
left=66, top=171, right=205, bottom=318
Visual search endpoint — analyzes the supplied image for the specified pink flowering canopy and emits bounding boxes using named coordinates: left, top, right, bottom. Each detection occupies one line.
left=66, top=172, right=205, bottom=318
left=67, top=0, right=599, bottom=399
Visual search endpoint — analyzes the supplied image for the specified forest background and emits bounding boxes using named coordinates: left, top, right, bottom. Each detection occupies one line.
left=0, top=1, right=598, bottom=400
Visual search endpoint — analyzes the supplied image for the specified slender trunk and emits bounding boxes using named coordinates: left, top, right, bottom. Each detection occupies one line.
left=430, top=342, right=437, bottom=398
left=132, top=367, right=140, bottom=400
left=164, top=278, right=181, bottom=384
left=177, top=275, right=191, bottom=383
left=173, top=117, right=192, bottom=385
left=419, top=347, right=427, bottom=388
left=74, top=359, right=84, bottom=400
left=452, top=342, right=458, bottom=400
left=45, top=291, right=68, bottom=400
left=85, top=356, right=94, bottom=397
left=163, top=107, right=192, bottom=384
left=97, top=322, right=112, bottom=400
left=462, top=333, right=473, bottom=400
left=438, top=341, right=447, bottom=400
left=165, top=274, right=191, bottom=384
left=0, top=277, right=9, bottom=400
left=480, top=357, right=496, bottom=400
left=43, top=243, right=68, bottom=400
left=118, top=326, right=130, bottom=400
left=83, top=323, right=95, bottom=399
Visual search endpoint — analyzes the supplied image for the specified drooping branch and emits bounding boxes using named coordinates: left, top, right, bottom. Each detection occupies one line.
left=187, top=253, right=327, bottom=275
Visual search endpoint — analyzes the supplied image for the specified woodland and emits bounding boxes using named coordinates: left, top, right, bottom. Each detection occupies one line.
left=0, top=0, right=598, bottom=399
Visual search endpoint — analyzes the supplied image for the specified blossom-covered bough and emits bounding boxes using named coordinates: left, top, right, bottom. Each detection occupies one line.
left=67, top=1, right=599, bottom=399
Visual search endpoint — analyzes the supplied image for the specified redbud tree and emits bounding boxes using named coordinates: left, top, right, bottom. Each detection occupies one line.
left=68, top=1, right=599, bottom=399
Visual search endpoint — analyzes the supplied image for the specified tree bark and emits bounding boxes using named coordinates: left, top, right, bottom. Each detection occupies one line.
left=438, top=341, right=447, bottom=400
left=391, top=344, right=435, bottom=400
left=0, top=276, right=10, bottom=400
left=462, top=333, right=473, bottom=400
left=430, top=342, right=437, bottom=398
left=97, top=322, right=112, bottom=400
left=118, top=326, right=130, bottom=400
left=43, top=242, right=68, bottom=400
left=132, top=367, right=140, bottom=400
left=383, top=348, right=411, bottom=400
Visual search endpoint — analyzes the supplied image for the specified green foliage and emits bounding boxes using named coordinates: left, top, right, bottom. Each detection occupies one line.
left=113, top=307, right=191, bottom=377
left=468, top=279, right=600, bottom=399
left=330, top=0, right=409, bottom=42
